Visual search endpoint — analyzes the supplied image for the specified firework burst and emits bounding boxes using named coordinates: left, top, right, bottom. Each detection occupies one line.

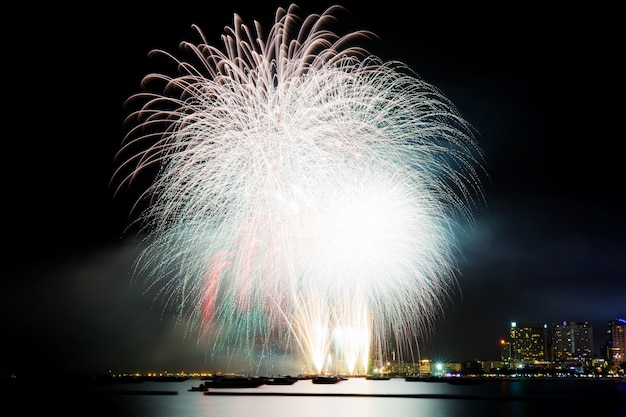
left=114, top=4, right=485, bottom=374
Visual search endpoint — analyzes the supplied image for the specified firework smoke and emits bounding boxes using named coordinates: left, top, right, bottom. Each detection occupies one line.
left=114, top=4, right=485, bottom=375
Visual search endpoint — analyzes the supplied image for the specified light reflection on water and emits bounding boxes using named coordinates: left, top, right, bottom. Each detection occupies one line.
left=57, top=377, right=626, bottom=417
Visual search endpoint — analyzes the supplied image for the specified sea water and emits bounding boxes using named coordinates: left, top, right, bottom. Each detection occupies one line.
left=13, top=376, right=626, bottom=417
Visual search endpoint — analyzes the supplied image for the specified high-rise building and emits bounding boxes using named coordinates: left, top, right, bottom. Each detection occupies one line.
left=509, top=321, right=548, bottom=364
left=606, top=318, right=626, bottom=367
left=500, top=339, right=512, bottom=364
left=552, top=321, right=593, bottom=361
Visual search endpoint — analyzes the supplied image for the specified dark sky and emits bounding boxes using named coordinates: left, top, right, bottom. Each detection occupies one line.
left=4, top=2, right=623, bottom=376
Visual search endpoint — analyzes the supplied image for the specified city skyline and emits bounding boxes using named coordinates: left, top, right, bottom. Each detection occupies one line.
left=3, top=1, right=623, bottom=376
left=64, top=316, right=626, bottom=376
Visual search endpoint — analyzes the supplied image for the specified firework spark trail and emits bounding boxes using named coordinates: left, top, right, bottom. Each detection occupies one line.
left=114, top=4, right=486, bottom=374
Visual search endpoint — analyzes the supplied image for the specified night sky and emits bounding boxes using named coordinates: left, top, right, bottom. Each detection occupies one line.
left=4, top=2, right=623, bottom=376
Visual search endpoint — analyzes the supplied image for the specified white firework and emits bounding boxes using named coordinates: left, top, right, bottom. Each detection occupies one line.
left=114, top=4, right=485, bottom=374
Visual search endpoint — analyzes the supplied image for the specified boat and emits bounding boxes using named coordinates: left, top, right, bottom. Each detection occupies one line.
left=446, top=377, right=485, bottom=385
left=366, top=374, right=390, bottom=380
left=264, top=375, right=298, bottom=385
left=311, top=375, right=342, bottom=384
left=405, top=375, right=445, bottom=382
left=201, top=375, right=265, bottom=388
left=188, top=382, right=209, bottom=392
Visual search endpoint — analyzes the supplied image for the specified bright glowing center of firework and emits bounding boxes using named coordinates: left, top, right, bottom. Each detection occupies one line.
left=327, top=199, right=388, bottom=260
